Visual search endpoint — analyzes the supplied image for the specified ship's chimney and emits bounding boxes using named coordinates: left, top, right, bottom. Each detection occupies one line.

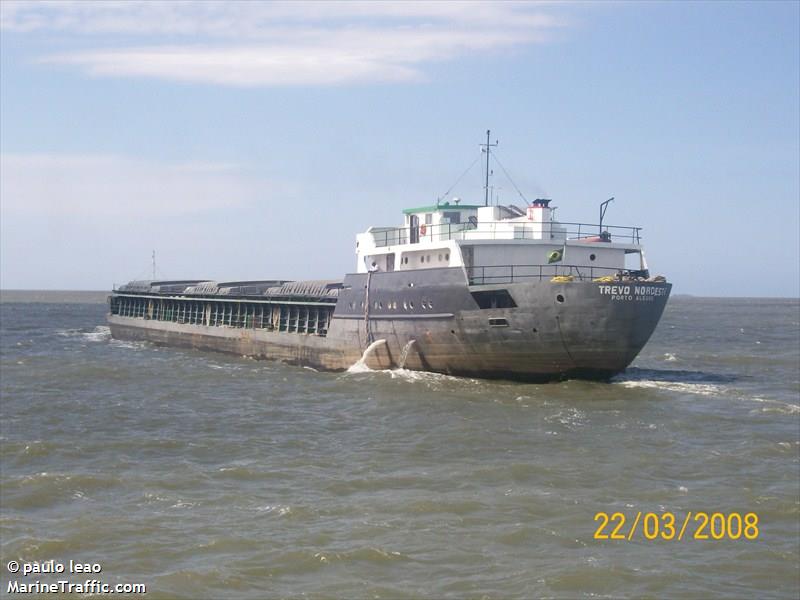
left=527, top=198, right=552, bottom=222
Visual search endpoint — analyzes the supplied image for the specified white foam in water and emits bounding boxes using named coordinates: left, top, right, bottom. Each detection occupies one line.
left=616, top=380, right=723, bottom=397
left=57, top=326, right=111, bottom=341
left=109, top=339, right=146, bottom=351
left=746, top=396, right=800, bottom=415
left=386, top=368, right=467, bottom=384
left=663, top=353, right=678, bottom=362
left=255, top=505, right=292, bottom=516
left=545, top=408, right=588, bottom=428
left=344, top=363, right=470, bottom=385
left=82, top=326, right=111, bottom=342
left=346, top=360, right=375, bottom=374
left=56, top=328, right=81, bottom=337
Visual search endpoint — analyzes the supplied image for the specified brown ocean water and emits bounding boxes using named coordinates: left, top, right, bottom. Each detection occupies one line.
left=1, top=291, right=798, bottom=598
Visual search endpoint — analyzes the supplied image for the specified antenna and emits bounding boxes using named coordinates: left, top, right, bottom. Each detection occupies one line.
left=480, top=129, right=498, bottom=206
left=152, top=250, right=156, bottom=281
left=599, top=197, right=614, bottom=234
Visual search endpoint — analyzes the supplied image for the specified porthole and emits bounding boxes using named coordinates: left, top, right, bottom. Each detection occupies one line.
left=556, top=294, right=565, bottom=303
left=438, top=254, right=443, bottom=261
left=420, top=256, right=425, bottom=263
left=403, top=301, right=408, bottom=310
left=590, top=253, right=596, bottom=261
left=410, top=301, right=415, bottom=309
left=428, top=301, right=433, bottom=310
left=445, top=253, right=450, bottom=260
left=379, top=301, right=383, bottom=309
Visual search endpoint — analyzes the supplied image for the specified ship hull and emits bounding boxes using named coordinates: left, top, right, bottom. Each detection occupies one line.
left=108, top=268, right=670, bottom=382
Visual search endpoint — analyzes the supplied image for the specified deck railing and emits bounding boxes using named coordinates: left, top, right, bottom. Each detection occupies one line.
left=466, top=264, right=648, bottom=285
left=369, top=221, right=642, bottom=247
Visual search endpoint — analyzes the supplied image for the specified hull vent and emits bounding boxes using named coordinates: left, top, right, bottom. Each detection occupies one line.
left=471, top=289, right=517, bottom=309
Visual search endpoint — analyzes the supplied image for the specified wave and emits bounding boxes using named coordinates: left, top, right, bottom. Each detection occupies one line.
left=616, top=379, right=724, bottom=397
left=746, top=396, right=800, bottom=415
left=82, top=325, right=111, bottom=342
left=619, top=367, right=739, bottom=384
left=108, top=338, right=148, bottom=351
left=613, top=367, right=733, bottom=396
left=56, top=328, right=81, bottom=337
left=55, top=325, right=111, bottom=342
left=341, top=365, right=472, bottom=387
left=545, top=407, right=589, bottom=428
left=255, top=504, right=293, bottom=516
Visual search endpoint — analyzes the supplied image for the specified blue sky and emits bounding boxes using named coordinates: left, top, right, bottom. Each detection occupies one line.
left=1, top=1, right=798, bottom=297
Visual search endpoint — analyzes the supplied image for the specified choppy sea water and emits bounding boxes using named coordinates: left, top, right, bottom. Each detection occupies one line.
left=1, top=291, right=798, bottom=599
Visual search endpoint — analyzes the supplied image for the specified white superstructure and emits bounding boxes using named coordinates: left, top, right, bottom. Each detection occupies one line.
left=356, top=198, right=649, bottom=283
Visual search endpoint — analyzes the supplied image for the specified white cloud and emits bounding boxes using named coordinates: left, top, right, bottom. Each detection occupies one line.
left=2, top=1, right=566, bottom=86
left=0, top=154, right=275, bottom=217
left=1, top=1, right=561, bottom=36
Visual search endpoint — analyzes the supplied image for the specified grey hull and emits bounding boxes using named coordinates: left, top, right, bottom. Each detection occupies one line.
left=108, top=267, right=671, bottom=382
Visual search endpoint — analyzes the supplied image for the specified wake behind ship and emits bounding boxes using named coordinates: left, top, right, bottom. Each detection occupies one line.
left=108, top=136, right=671, bottom=381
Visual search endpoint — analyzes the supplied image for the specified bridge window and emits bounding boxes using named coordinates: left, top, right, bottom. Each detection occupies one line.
left=442, top=211, right=461, bottom=224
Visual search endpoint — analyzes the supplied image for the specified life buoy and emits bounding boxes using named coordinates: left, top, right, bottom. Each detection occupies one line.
left=420, top=224, right=427, bottom=235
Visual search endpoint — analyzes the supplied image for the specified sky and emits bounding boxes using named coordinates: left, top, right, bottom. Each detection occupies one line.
left=1, top=0, right=798, bottom=297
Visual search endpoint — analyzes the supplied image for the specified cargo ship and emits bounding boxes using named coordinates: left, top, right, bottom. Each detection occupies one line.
left=108, top=136, right=671, bottom=381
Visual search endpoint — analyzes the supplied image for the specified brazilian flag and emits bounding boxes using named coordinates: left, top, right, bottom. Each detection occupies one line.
left=547, top=246, right=565, bottom=264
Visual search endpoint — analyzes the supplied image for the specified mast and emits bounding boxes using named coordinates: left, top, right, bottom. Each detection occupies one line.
left=152, top=250, right=156, bottom=280
left=480, top=129, right=498, bottom=206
